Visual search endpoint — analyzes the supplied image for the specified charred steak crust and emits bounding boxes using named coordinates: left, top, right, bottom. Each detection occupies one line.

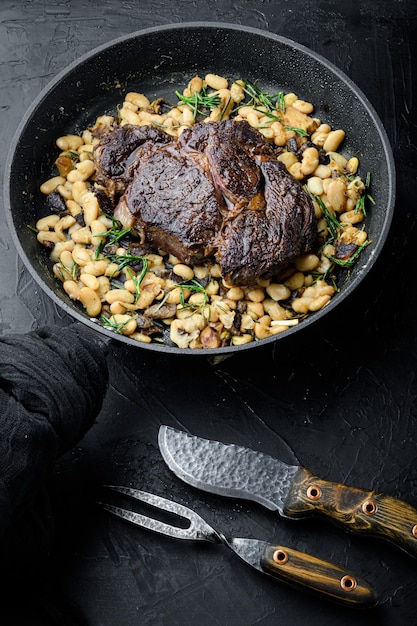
left=93, top=124, right=171, bottom=195
left=218, top=160, right=317, bottom=284
left=109, top=120, right=316, bottom=284
left=180, top=120, right=276, bottom=205
left=114, top=146, right=223, bottom=265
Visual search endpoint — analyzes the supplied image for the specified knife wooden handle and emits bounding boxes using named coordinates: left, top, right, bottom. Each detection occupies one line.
left=283, top=467, right=417, bottom=557
left=260, top=543, right=377, bottom=607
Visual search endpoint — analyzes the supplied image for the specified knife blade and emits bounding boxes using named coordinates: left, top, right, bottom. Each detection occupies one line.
left=158, top=425, right=417, bottom=559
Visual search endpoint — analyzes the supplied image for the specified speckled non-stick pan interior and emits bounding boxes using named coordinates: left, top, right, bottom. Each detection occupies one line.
left=4, top=22, right=395, bottom=355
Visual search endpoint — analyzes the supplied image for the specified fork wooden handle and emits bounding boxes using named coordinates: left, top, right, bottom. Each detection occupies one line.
left=261, top=543, right=377, bottom=607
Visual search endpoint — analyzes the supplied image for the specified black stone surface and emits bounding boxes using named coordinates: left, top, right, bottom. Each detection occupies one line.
left=1, top=2, right=416, bottom=624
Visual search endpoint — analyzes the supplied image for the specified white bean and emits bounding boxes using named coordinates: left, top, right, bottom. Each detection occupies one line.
left=40, top=176, right=66, bottom=195
left=63, top=280, right=81, bottom=300
left=307, top=176, right=324, bottom=196
left=205, top=73, right=228, bottom=90
left=173, top=264, right=194, bottom=281
left=295, top=254, right=320, bottom=272
left=327, top=179, right=347, bottom=212
left=323, top=129, right=345, bottom=153
left=266, top=283, right=291, bottom=301
left=66, top=160, right=95, bottom=183
left=125, top=92, right=151, bottom=109
left=301, top=147, right=319, bottom=175
left=80, top=273, right=100, bottom=290
left=56, top=135, right=84, bottom=151
left=292, top=99, right=314, bottom=114
left=79, top=287, right=102, bottom=317
left=36, top=214, right=60, bottom=231
left=105, top=289, right=135, bottom=305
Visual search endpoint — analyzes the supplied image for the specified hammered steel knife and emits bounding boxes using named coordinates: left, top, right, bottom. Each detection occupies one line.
left=158, top=425, right=417, bottom=559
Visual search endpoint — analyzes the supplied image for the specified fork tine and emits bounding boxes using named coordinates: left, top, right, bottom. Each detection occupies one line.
left=99, top=501, right=194, bottom=539
left=100, top=486, right=219, bottom=542
left=105, top=485, right=197, bottom=518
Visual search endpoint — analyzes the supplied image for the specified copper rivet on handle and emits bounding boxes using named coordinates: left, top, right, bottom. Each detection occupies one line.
left=412, top=525, right=417, bottom=538
left=340, top=575, right=357, bottom=592
left=362, top=500, right=377, bottom=515
left=273, top=549, right=289, bottom=565
left=307, top=485, right=322, bottom=500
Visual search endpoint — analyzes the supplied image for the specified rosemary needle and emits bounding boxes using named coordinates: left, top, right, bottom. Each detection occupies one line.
left=126, top=261, right=148, bottom=303
left=175, top=88, right=222, bottom=119
left=100, top=314, right=132, bottom=334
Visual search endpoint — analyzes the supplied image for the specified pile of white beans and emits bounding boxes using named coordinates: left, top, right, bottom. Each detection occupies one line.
left=37, top=73, right=369, bottom=349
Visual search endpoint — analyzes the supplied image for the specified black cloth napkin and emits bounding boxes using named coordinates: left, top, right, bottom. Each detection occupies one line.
left=0, top=323, right=109, bottom=624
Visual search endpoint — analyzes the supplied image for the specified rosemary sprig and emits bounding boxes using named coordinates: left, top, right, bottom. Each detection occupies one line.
left=126, top=260, right=149, bottom=303
left=102, top=216, right=132, bottom=243
left=177, top=279, right=208, bottom=309
left=239, top=82, right=312, bottom=135
left=325, top=240, right=372, bottom=268
left=314, top=195, right=343, bottom=242
left=175, top=87, right=222, bottom=119
left=100, top=313, right=132, bottom=333
left=155, top=291, right=170, bottom=311
left=69, top=150, right=80, bottom=160
left=219, top=95, right=232, bottom=121
left=175, top=279, right=209, bottom=323
left=284, top=125, right=308, bottom=137
left=63, top=259, right=78, bottom=280
left=253, top=108, right=281, bottom=122
left=240, top=81, right=285, bottom=113
left=107, top=252, right=147, bottom=276
left=276, top=91, right=286, bottom=114
left=93, top=215, right=132, bottom=260
left=151, top=120, right=183, bottom=131
left=253, top=107, right=307, bottom=136
left=354, top=172, right=374, bottom=217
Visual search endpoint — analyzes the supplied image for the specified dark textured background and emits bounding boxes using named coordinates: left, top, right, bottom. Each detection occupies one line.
left=1, top=1, right=416, bottom=624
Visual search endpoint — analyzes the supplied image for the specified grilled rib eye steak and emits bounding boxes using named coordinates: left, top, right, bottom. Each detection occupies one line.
left=95, top=120, right=317, bottom=285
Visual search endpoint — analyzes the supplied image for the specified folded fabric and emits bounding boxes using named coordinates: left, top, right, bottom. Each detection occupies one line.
left=0, top=323, right=109, bottom=541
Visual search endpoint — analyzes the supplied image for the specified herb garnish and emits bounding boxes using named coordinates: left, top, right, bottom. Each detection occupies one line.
left=354, top=172, right=374, bottom=216
left=240, top=81, right=285, bottom=113
left=313, top=194, right=372, bottom=270
left=325, top=241, right=372, bottom=269
left=241, top=80, right=306, bottom=135
left=67, top=150, right=81, bottom=162
left=100, top=314, right=132, bottom=333
left=284, top=125, right=308, bottom=137
left=177, top=280, right=208, bottom=309
left=93, top=215, right=132, bottom=259
left=126, top=261, right=149, bottom=303
left=106, top=252, right=147, bottom=276
left=152, top=120, right=182, bottom=131
left=314, top=195, right=344, bottom=242
left=175, top=87, right=222, bottom=119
